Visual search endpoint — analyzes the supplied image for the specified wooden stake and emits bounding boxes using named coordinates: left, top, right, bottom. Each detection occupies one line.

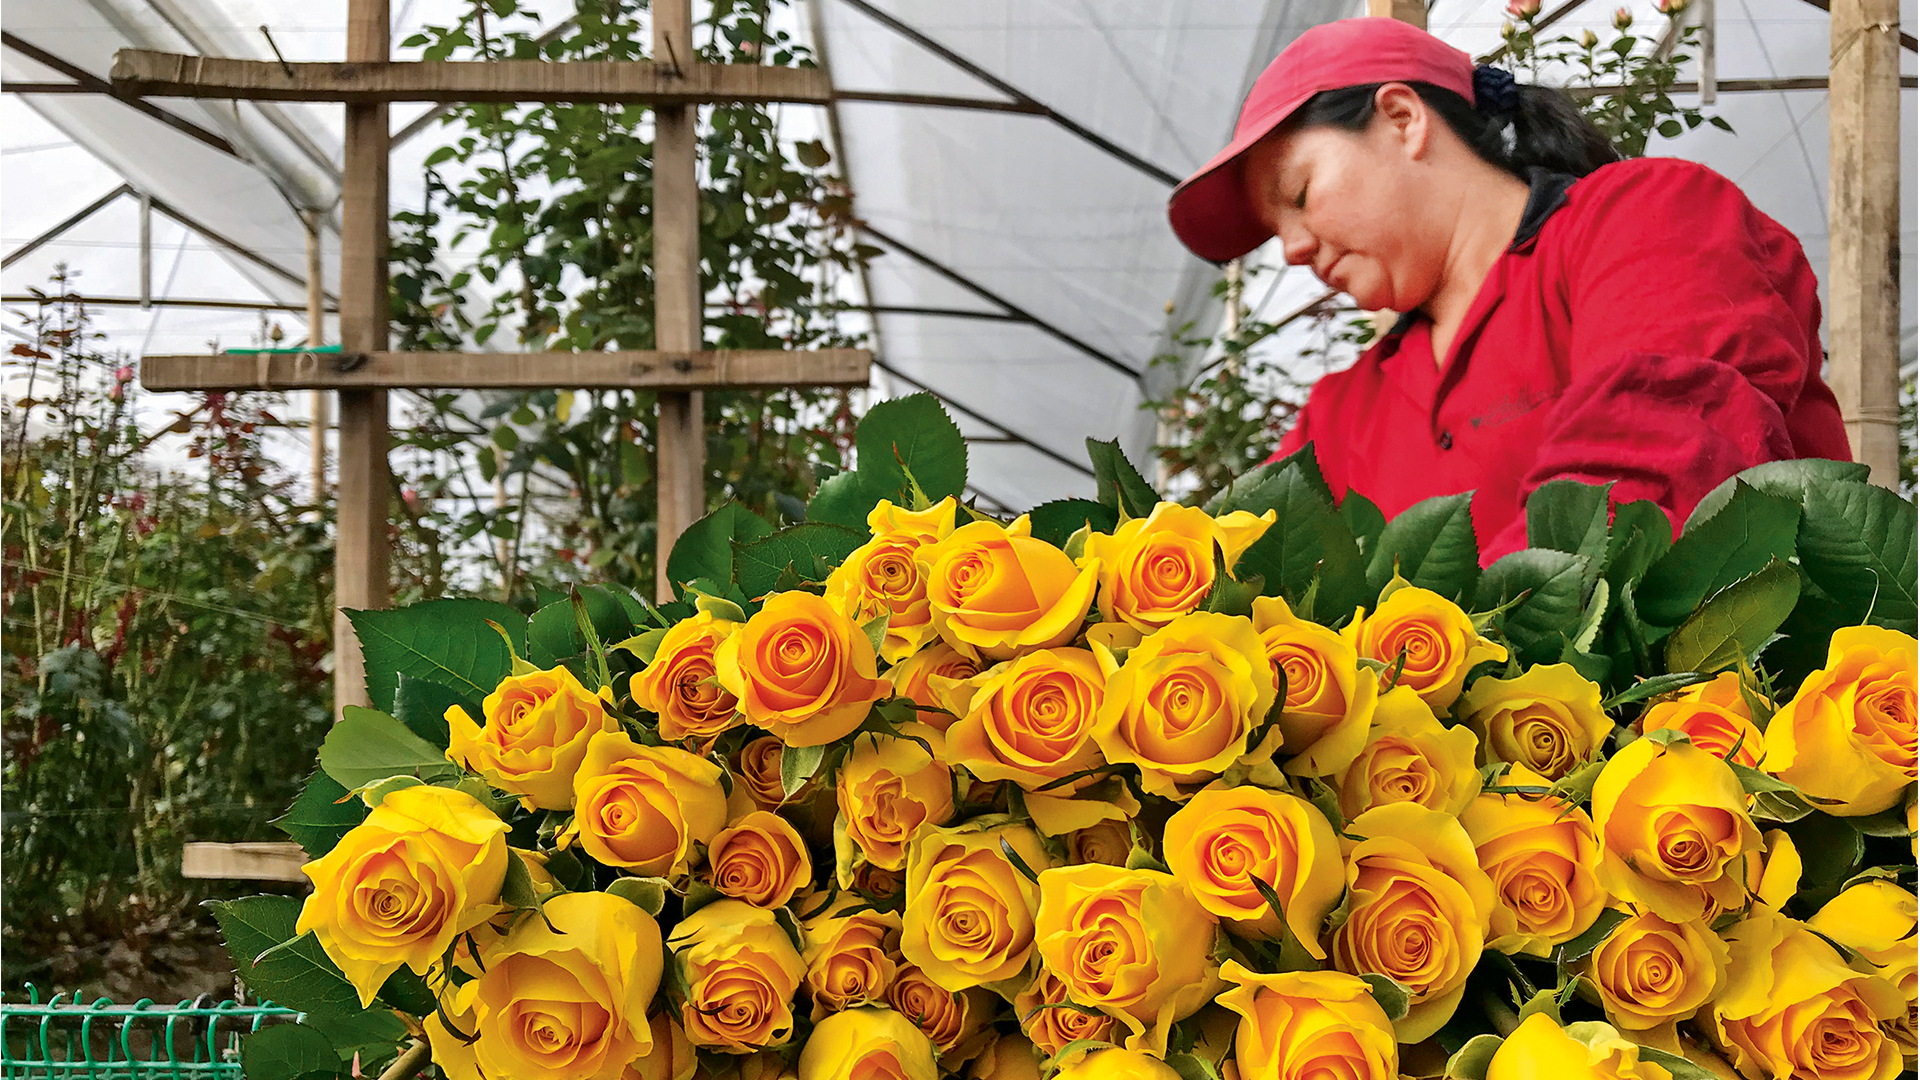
left=304, top=211, right=329, bottom=503
left=654, top=0, right=704, bottom=601
left=1367, top=0, right=1430, bottom=28
left=335, top=0, right=391, bottom=714
left=1828, top=0, right=1902, bottom=487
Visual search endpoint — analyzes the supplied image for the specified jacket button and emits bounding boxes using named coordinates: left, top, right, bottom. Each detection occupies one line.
left=1438, top=431, right=1454, bottom=450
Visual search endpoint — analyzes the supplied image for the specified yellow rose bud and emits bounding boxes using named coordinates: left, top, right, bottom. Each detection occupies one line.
left=887, top=962, right=998, bottom=1061
left=1163, top=786, right=1342, bottom=954
left=297, top=784, right=509, bottom=1007
left=801, top=897, right=901, bottom=1019
left=1251, top=595, right=1377, bottom=777
left=446, top=664, right=617, bottom=809
left=1217, top=961, right=1398, bottom=1080
left=901, top=821, right=1054, bottom=991
left=1337, top=685, right=1482, bottom=821
left=1347, top=586, right=1507, bottom=713
left=1584, top=909, right=1729, bottom=1030
left=1460, top=766, right=1606, bottom=958
left=1035, top=864, right=1221, bottom=1053
left=918, top=515, right=1100, bottom=661
left=1677, top=671, right=1755, bottom=719
left=1053, top=1048, right=1184, bottom=1079
left=432, top=891, right=664, bottom=1080
left=1094, top=611, right=1278, bottom=799
left=631, top=1010, right=697, bottom=1080
left=1330, top=802, right=1497, bottom=1042
left=1711, top=906, right=1907, bottom=1080
left=970, top=1033, right=1044, bottom=1080
left=798, top=1006, right=940, bottom=1080
left=1641, top=699, right=1764, bottom=769
left=735, top=735, right=796, bottom=811
left=1068, top=817, right=1133, bottom=866
left=564, top=730, right=728, bottom=876
left=707, top=810, right=813, bottom=908
left=633, top=611, right=743, bottom=743
left=942, top=647, right=1106, bottom=791
left=1015, top=967, right=1118, bottom=1056
left=824, top=498, right=958, bottom=664
left=667, top=899, right=807, bottom=1053
left=715, top=591, right=893, bottom=747
left=1460, top=663, right=1610, bottom=781
left=1077, top=502, right=1275, bottom=633
left=836, top=724, right=955, bottom=873
left=1487, top=1014, right=1674, bottom=1080
left=1763, top=625, right=1917, bottom=817
left=889, top=640, right=983, bottom=728
left=1592, top=737, right=1763, bottom=923
left=1809, top=881, right=1918, bottom=1060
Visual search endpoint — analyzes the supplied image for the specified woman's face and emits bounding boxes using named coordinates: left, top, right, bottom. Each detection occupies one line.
left=1239, top=87, right=1445, bottom=312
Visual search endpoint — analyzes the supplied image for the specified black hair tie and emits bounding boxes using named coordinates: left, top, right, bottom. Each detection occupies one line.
left=1473, top=64, right=1520, bottom=117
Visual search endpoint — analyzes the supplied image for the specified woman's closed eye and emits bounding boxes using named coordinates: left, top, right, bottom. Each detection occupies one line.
left=1293, top=183, right=1308, bottom=210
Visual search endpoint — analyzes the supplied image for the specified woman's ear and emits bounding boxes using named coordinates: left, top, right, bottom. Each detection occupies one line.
left=1371, top=83, right=1434, bottom=161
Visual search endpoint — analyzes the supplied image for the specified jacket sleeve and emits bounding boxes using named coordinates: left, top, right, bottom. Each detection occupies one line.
left=1484, top=159, right=1824, bottom=559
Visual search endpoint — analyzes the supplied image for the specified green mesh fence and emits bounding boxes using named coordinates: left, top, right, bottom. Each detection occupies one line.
left=0, top=986, right=303, bottom=1079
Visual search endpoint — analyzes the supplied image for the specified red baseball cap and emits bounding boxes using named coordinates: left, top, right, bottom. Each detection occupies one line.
left=1168, top=18, right=1478, bottom=263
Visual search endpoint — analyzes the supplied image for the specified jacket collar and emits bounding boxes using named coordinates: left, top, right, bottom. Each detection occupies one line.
left=1382, top=167, right=1579, bottom=339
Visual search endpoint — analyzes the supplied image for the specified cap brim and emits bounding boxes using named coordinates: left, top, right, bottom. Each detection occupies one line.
left=1167, top=98, right=1306, bottom=263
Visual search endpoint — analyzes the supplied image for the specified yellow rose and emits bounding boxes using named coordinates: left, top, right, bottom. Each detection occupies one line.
left=631, top=1010, right=697, bottom=1080
left=917, top=515, right=1100, bottom=661
left=836, top=724, right=955, bottom=873
left=429, top=891, right=664, bottom=1080
left=942, top=648, right=1106, bottom=790
left=887, top=962, right=998, bottom=1061
left=1347, top=586, right=1507, bottom=713
left=1052, top=1048, right=1184, bottom=1080
left=1217, top=961, right=1398, bottom=1080
left=564, top=730, right=728, bottom=876
left=1641, top=699, right=1764, bottom=769
left=1763, top=625, right=1918, bottom=817
left=1094, top=611, right=1279, bottom=799
left=446, top=664, right=617, bottom=809
left=1591, top=736, right=1763, bottom=923
left=889, top=640, right=983, bottom=727
left=1069, top=818, right=1133, bottom=866
left=1678, top=671, right=1755, bottom=716
left=1459, top=663, right=1611, bottom=781
left=1710, top=906, right=1907, bottom=1080
left=1014, top=967, right=1117, bottom=1056
left=801, top=897, right=901, bottom=1019
left=715, top=591, right=893, bottom=747
left=667, top=899, right=807, bottom=1053
left=633, top=611, right=743, bottom=743
left=970, top=1033, right=1043, bottom=1080
left=1330, top=802, right=1497, bottom=1042
left=853, top=861, right=907, bottom=902
left=824, top=497, right=958, bottom=663
left=707, top=810, right=813, bottom=908
left=1809, top=881, right=1918, bottom=1060
left=735, top=735, right=796, bottom=811
left=1251, top=595, right=1377, bottom=777
left=1584, top=910, right=1730, bottom=1031
left=902, top=821, right=1055, bottom=990
left=1336, top=685, right=1482, bottom=821
left=1077, top=502, right=1275, bottom=633
left=1034, top=864, right=1221, bottom=1052
left=798, top=1006, right=939, bottom=1080
left=297, top=784, right=509, bottom=1006
left=1163, top=786, right=1342, bottom=953
left=1459, top=765, right=1606, bottom=958
left=1487, top=1014, right=1674, bottom=1080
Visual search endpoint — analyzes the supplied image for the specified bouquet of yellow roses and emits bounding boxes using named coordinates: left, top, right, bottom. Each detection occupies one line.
left=220, top=395, right=1916, bottom=1080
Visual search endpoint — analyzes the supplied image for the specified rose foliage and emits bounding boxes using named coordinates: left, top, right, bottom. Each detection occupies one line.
left=219, top=395, right=1916, bottom=1080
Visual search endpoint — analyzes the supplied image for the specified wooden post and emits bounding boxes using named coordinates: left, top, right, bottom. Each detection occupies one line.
left=304, top=210, right=329, bottom=503
left=653, top=0, right=705, bottom=600
left=1367, top=0, right=1429, bottom=28
left=1828, top=0, right=1902, bottom=487
left=335, top=0, right=391, bottom=713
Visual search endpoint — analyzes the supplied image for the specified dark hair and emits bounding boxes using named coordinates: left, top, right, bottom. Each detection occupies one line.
left=1284, top=78, right=1619, bottom=179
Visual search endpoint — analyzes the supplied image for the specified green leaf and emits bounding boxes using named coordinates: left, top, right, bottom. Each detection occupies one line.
left=1359, top=973, right=1413, bottom=1022
left=1600, top=671, right=1713, bottom=710
left=210, top=896, right=408, bottom=1057
left=1368, top=492, right=1479, bottom=604
left=781, top=742, right=825, bottom=797
left=1473, top=549, right=1587, bottom=665
left=241, top=1024, right=345, bottom=1080
left=735, top=523, right=867, bottom=597
left=1555, top=907, right=1629, bottom=964
left=528, top=587, right=634, bottom=667
left=1685, top=459, right=1870, bottom=532
left=1220, top=460, right=1367, bottom=617
left=1782, top=811, right=1865, bottom=898
left=501, top=849, right=540, bottom=909
left=807, top=469, right=890, bottom=531
left=1340, top=491, right=1387, bottom=562
left=319, top=706, right=462, bottom=792
left=392, top=675, right=467, bottom=748
left=1728, top=760, right=1800, bottom=796
left=1664, top=559, right=1801, bottom=674
left=1444, top=1034, right=1506, bottom=1080
left=1634, top=1044, right=1728, bottom=1080
left=857, top=393, right=968, bottom=503
left=1637, top=482, right=1798, bottom=627
left=1799, top=481, right=1918, bottom=634
left=1085, top=437, right=1158, bottom=518
left=274, top=770, right=366, bottom=860
left=1526, top=480, right=1612, bottom=563
left=1602, top=499, right=1673, bottom=590
left=607, top=876, right=670, bottom=916
left=346, top=599, right=527, bottom=713
left=1164, top=1053, right=1224, bottom=1080
left=1027, top=498, right=1119, bottom=548
left=614, top=628, right=669, bottom=664
left=665, top=503, right=776, bottom=597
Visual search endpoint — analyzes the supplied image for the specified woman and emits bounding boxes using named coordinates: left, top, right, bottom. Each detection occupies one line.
left=1166, top=17, right=1849, bottom=562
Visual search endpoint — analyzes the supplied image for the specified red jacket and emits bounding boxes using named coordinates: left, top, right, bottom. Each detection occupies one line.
left=1272, top=157, right=1851, bottom=563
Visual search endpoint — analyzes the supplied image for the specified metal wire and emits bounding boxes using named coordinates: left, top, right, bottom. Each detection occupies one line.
left=0, top=985, right=304, bottom=1078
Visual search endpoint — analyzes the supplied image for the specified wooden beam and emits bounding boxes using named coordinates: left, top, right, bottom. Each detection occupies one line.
left=1828, top=0, right=1904, bottom=487
left=334, top=0, right=391, bottom=716
left=139, top=348, right=873, bottom=391
left=1368, top=0, right=1430, bottom=28
left=1565, top=75, right=1917, bottom=97
left=109, top=49, right=833, bottom=105
left=653, top=0, right=704, bottom=602
left=181, top=841, right=308, bottom=882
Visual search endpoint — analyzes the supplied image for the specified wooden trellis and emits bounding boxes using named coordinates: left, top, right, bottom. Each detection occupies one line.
left=121, top=0, right=871, bottom=714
